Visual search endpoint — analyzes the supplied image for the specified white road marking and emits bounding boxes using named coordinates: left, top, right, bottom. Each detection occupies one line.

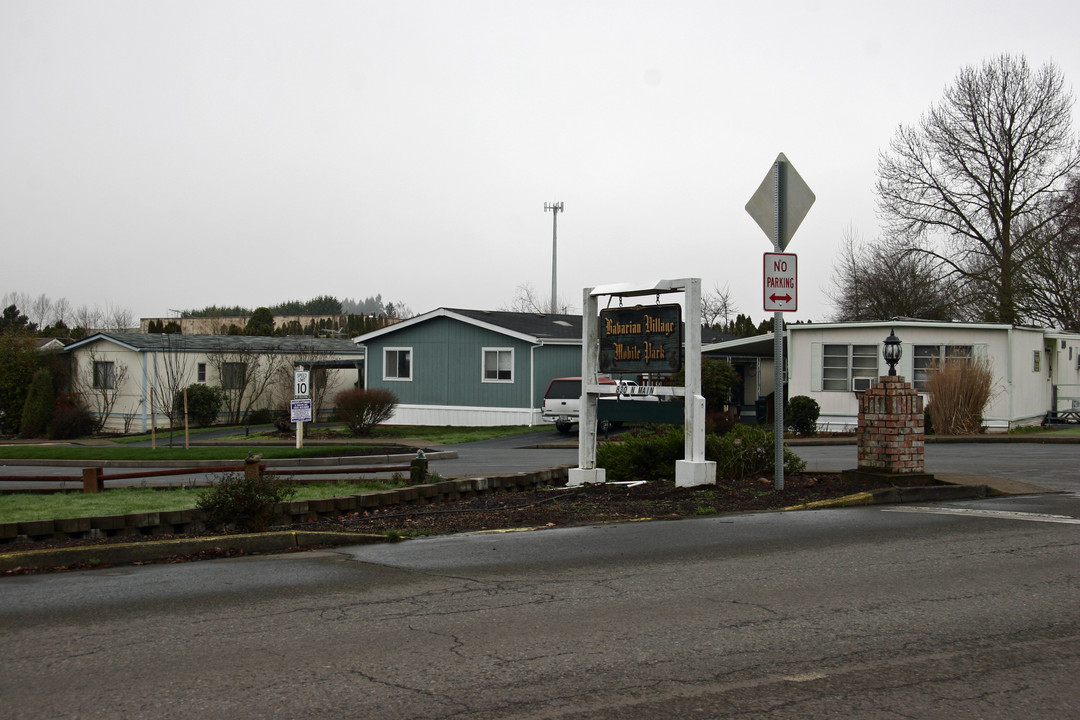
left=882, top=507, right=1080, bottom=525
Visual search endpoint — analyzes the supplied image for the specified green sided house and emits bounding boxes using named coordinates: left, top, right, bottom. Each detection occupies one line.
left=353, top=308, right=583, bottom=426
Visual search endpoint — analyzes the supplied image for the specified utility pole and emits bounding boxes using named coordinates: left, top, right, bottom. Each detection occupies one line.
left=545, top=202, right=563, bottom=314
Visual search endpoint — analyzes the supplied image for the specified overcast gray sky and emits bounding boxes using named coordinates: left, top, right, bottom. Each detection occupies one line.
left=3, top=0, right=1079, bottom=325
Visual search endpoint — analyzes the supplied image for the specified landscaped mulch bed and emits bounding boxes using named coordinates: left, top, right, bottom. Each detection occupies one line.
left=1, top=473, right=888, bottom=574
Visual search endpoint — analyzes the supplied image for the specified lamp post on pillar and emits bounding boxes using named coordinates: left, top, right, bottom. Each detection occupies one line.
left=883, top=329, right=902, bottom=376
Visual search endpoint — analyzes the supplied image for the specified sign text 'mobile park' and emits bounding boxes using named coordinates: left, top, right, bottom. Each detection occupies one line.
left=598, top=304, right=683, bottom=374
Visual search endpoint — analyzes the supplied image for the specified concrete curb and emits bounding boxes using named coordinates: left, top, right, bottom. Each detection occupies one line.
left=0, top=530, right=386, bottom=573
left=783, top=483, right=993, bottom=511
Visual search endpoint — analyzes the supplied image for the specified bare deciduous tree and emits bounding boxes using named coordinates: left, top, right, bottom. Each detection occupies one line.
left=79, top=348, right=129, bottom=433
left=701, top=283, right=738, bottom=329
left=148, top=333, right=194, bottom=443
left=501, top=283, right=572, bottom=314
left=207, top=343, right=286, bottom=425
left=827, top=225, right=960, bottom=321
left=877, top=54, right=1080, bottom=325
left=278, top=347, right=339, bottom=422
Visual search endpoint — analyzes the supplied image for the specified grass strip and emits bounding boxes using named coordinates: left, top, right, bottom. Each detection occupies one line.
left=0, top=480, right=404, bottom=522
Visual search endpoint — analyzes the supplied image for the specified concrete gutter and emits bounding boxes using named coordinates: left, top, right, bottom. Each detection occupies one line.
left=784, top=472, right=1060, bottom=511
left=1, top=531, right=387, bottom=573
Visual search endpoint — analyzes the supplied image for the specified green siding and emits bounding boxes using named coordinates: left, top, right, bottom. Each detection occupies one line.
left=532, top=344, right=582, bottom=407
left=364, top=317, right=582, bottom=410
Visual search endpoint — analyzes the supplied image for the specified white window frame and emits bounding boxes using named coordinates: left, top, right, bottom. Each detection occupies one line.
left=821, top=344, right=877, bottom=392
left=384, top=347, right=413, bottom=381
left=482, top=347, right=514, bottom=383
left=197, top=362, right=207, bottom=383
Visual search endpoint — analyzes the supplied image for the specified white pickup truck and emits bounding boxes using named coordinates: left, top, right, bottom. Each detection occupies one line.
left=541, top=376, right=654, bottom=434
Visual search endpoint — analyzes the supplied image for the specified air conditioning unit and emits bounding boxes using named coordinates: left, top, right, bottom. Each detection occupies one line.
left=852, top=377, right=874, bottom=392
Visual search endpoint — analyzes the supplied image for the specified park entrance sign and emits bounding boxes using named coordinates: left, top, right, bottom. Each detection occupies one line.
left=572, top=278, right=715, bottom=489
left=599, top=304, right=682, bottom=373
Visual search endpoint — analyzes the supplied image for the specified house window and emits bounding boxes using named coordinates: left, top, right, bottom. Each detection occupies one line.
left=197, top=363, right=206, bottom=383
left=221, top=362, right=247, bottom=390
left=913, top=345, right=973, bottom=390
left=92, top=361, right=115, bottom=389
left=384, top=348, right=412, bottom=381
left=822, top=344, right=877, bottom=391
left=483, top=348, right=513, bottom=382
left=1033, top=351, right=1041, bottom=372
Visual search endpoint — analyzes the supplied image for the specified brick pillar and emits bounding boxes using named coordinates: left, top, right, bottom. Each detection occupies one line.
left=856, top=375, right=926, bottom=474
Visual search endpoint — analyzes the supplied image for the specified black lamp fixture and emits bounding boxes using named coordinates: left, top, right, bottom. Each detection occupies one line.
left=883, top=328, right=902, bottom=377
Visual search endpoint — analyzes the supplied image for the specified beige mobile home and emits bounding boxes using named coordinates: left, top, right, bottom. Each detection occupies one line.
left=65, top=333, right=364, bottom=433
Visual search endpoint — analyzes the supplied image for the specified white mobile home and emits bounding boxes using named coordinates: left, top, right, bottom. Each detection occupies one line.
left=786, top=321, right=1080, bottom=431
left=65, top=333, right=365, bottom=432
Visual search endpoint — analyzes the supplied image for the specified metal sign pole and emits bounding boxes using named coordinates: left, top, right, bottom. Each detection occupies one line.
left=746, top=152, right=814, bottom=492
left=772, top=161, right=785, bottom=491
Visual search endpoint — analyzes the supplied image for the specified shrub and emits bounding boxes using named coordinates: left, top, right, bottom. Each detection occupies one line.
left=925, top=357, right=993, bottom=435
left=596, top=423, right=805, bottom=482
left=247, top=407, right=274, bottom=425
left=196, top=471, right=297, bottom=532
left=335, top=389, right=397, bottom=436
left=176, top=384, right=223, bottom=427
left=19, top=368, right=55, bottom=437
left=47, top=393, right=94, bottom=440
left=785, top=395, right=820, bottom=437
left=707, top=424, right=806, bottom=480
left=597, top=425, right=685, bottom=481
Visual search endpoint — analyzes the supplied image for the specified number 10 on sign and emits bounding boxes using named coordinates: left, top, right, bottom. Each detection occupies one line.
left=294, top=371, right=310, bottom=398
left=763, top=253, right=797, bottom=312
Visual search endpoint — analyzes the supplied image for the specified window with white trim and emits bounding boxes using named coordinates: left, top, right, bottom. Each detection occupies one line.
left=197, top=363, right=207, bottom=383
left=483, top=348, right=513, bottom=382
left=822, top=344, right=877, bottom=391
left=384, top=348, right=412, bottom=381
left=913, top=344, right=973, bottom=390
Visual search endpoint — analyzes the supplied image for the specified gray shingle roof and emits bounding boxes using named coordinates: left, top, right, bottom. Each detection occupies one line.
left=66, top=333, right=365, bottom=355
left=444, top=309, right=582, bottom=340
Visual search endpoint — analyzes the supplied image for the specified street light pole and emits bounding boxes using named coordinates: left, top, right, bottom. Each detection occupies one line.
left=545, top=202, right=563, bottom=314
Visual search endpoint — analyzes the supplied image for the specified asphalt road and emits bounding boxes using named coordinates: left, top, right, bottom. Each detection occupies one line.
left=3, top=431, right=1078, bottom=492
left=2, top=492, right=1078, bottom=719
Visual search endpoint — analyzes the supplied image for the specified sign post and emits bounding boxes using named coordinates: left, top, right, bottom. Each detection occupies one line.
left=293, top=369, right=311, bottom=449
left=746, top=153, right=815, bottom=490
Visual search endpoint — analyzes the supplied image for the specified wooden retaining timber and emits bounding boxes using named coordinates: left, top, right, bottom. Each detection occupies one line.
left=0, top=465, right=573, bottom=545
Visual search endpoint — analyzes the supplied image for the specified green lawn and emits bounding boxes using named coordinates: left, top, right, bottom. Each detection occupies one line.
left=0, top=480, right=404, bottom=523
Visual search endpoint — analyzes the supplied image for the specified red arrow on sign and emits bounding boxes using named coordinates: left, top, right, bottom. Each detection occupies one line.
left=769, top=294, right=792, bottom=304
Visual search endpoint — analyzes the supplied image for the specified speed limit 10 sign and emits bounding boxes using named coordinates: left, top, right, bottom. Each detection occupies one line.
left=294, top=371, right=310, bottom=398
